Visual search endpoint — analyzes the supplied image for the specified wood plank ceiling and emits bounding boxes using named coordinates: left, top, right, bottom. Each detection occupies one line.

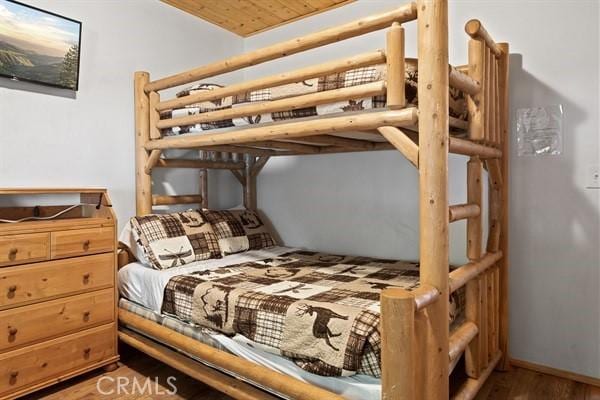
left=161, top=0, right=356, bottom=37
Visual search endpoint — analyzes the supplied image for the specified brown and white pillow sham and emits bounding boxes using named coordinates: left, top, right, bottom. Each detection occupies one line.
left=130, top=210, right=221, bottom=270
left=200, top=209, right=276, bottom=256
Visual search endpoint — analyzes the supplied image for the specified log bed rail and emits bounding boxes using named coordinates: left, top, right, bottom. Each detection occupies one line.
left=128, top=1, right=510, bottom=399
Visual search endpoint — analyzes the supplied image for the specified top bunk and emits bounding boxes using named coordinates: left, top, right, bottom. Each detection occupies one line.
left=135, top=2, right=507, bottom=165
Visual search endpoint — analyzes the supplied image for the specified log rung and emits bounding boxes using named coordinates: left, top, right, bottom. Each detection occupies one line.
left=449, top=137, right=502, bottom=159
left=449, top=252, right=503, bottom=293
left=449, top=65, right=480, bottom=95
left=411, top=284, right=440, bottom=311
left=465, top=19, right=503, bottom=58
left=449, top=203, right=481, bottom=222
left=452, top=351, right=502, bottom=400
left=152, top=194, right=204, bottom=206
left=449, top=321, right=479, bottom=363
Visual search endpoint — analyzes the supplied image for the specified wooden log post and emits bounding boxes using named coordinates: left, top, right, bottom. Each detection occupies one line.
left=467, top=39, right=485, bottom=141
left=149, top=91, right=161, bottom=140
left=466, top=156, right=483, bottom=378
left=497, top=42, right=510, bottom=371
left=381, top=288, right=415, bottom=400
left=386, top=22, right=406, bottom=109
left=134, top=71, right=152, bottom=215
left=484, top=47, right=492, bottom=144
left=199, top=151, right=209, bottom=209
left=414, top=1, right=449, bottom=398
left=243, top=154, right=257, bottom=210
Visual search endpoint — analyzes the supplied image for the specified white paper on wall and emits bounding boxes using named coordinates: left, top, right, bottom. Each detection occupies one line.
left=516, top=105, right=564, bottom=156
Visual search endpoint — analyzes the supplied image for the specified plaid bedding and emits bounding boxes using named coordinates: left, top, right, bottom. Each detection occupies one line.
left=160, top=59, right=468, bottom=135
left=130, top=211, right=221, bottom=270
left=161, top=249, right=465, bottom=378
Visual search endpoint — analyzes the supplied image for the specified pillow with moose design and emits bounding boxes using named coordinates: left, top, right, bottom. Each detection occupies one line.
left=200, top=209, right=277, bottom=256
left=130, top=210, right=221, bottom=270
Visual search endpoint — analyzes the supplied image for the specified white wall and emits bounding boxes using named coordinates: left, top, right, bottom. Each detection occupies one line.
left=0, top=0, right=243, bottom=222
left=244, top=0, right=600, bottom=379
left=0, top=0, right=598, bottom=382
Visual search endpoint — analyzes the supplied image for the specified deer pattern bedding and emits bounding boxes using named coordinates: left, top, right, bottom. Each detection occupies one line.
left=160, top=59, right=468, bottom=135
left=161, top=249, right=465, bottom=378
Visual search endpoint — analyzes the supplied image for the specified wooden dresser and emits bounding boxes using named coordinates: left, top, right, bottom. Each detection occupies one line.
left=0, top=189, right=119, bottom=400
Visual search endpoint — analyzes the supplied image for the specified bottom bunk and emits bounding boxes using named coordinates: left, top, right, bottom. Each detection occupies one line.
left=118, top=246, right=468, bottom=400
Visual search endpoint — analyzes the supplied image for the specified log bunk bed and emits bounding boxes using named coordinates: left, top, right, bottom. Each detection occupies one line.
left=119, top=1, right=510, bottom=399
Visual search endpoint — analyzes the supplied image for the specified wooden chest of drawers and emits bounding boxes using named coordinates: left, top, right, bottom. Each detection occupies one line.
left=0, top=189, right=119, bottom=399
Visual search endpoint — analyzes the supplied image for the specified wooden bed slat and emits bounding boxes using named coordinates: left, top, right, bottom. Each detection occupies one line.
left=155, top=158, right=245, bottom=170
left=152, top=195, right=204, bottom=206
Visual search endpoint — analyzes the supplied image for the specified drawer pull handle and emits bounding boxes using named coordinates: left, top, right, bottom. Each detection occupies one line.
left=83, top=347, right=91, bottom=358
left=7, top=285, right=17, bottom=295
left=83, top=273, right=91, bottom=283
left=9, top=371, right=18, bottom=384
left=8, top=327, right=17, bottom=336
left=8, top=248, right=18, bottom=259
left=83, top=311, right=91, bottom=321
left=83, top=240, right=91, bottom=250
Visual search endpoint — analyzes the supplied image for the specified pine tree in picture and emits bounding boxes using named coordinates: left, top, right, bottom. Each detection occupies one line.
left=59, top=44, right=79, bottom=90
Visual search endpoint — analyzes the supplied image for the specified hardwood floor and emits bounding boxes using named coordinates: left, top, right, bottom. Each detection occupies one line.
left=21, top=345, right=600, bottom=399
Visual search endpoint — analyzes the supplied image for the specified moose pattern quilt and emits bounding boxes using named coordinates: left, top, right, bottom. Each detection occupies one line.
left=160, top=59, right=468, bottom=135
left=162, top=249, right=464, bottom=377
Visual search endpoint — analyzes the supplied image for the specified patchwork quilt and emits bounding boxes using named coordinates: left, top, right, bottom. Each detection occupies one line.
left=161, top=249, right=464, bottom=378
left=160, top=59, right=468, bottom=135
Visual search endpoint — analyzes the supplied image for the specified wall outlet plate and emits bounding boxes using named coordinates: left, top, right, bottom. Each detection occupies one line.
left=586, top=164, right=600, bottom=189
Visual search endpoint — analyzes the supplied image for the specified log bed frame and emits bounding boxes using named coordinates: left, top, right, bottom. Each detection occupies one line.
left=120, top=1, right=510, bottom=398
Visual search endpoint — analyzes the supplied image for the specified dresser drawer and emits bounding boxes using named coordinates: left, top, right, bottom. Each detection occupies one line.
left=0, top=253, right=114, bottom=310
left=0, top=324, right=115, bottom=395
left=51, top=227, right=114, bottom=259
left=0, top=289, right=114, bottom=352
left=0, top=233, right=50, bottom=267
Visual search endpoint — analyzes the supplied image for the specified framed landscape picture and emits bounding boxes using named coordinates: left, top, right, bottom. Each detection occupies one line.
left=0, top=0, right=81, bottom=90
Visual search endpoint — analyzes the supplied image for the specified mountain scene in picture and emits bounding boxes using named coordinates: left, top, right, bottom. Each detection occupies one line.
left=0, top=0, right=81, bottom=90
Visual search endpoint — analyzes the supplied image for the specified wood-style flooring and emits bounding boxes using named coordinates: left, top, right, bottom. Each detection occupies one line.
left=22, top=344, right=600, bottom=399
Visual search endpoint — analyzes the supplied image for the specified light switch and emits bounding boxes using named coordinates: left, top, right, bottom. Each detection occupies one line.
left=586, top=164, right=600, bottom=189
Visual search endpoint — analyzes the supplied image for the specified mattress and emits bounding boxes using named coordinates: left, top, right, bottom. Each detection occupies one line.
left=118, top=246, right=465, bottom=379
left=160, top=59, right=468, bottom=136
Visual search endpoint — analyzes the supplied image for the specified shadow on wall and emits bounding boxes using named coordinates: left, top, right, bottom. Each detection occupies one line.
left=152, top=149, right=242, bottom=214
left=0, top=77, right=76, bottom=99
left=508, top=54, right=600, bottom=375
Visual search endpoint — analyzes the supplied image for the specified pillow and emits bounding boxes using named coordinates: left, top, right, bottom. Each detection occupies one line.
left=118, top=222, right=149, bottom=266
left=130, top=210, right=221, bottom=269
left=200, top=209, right=276, bottom=256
